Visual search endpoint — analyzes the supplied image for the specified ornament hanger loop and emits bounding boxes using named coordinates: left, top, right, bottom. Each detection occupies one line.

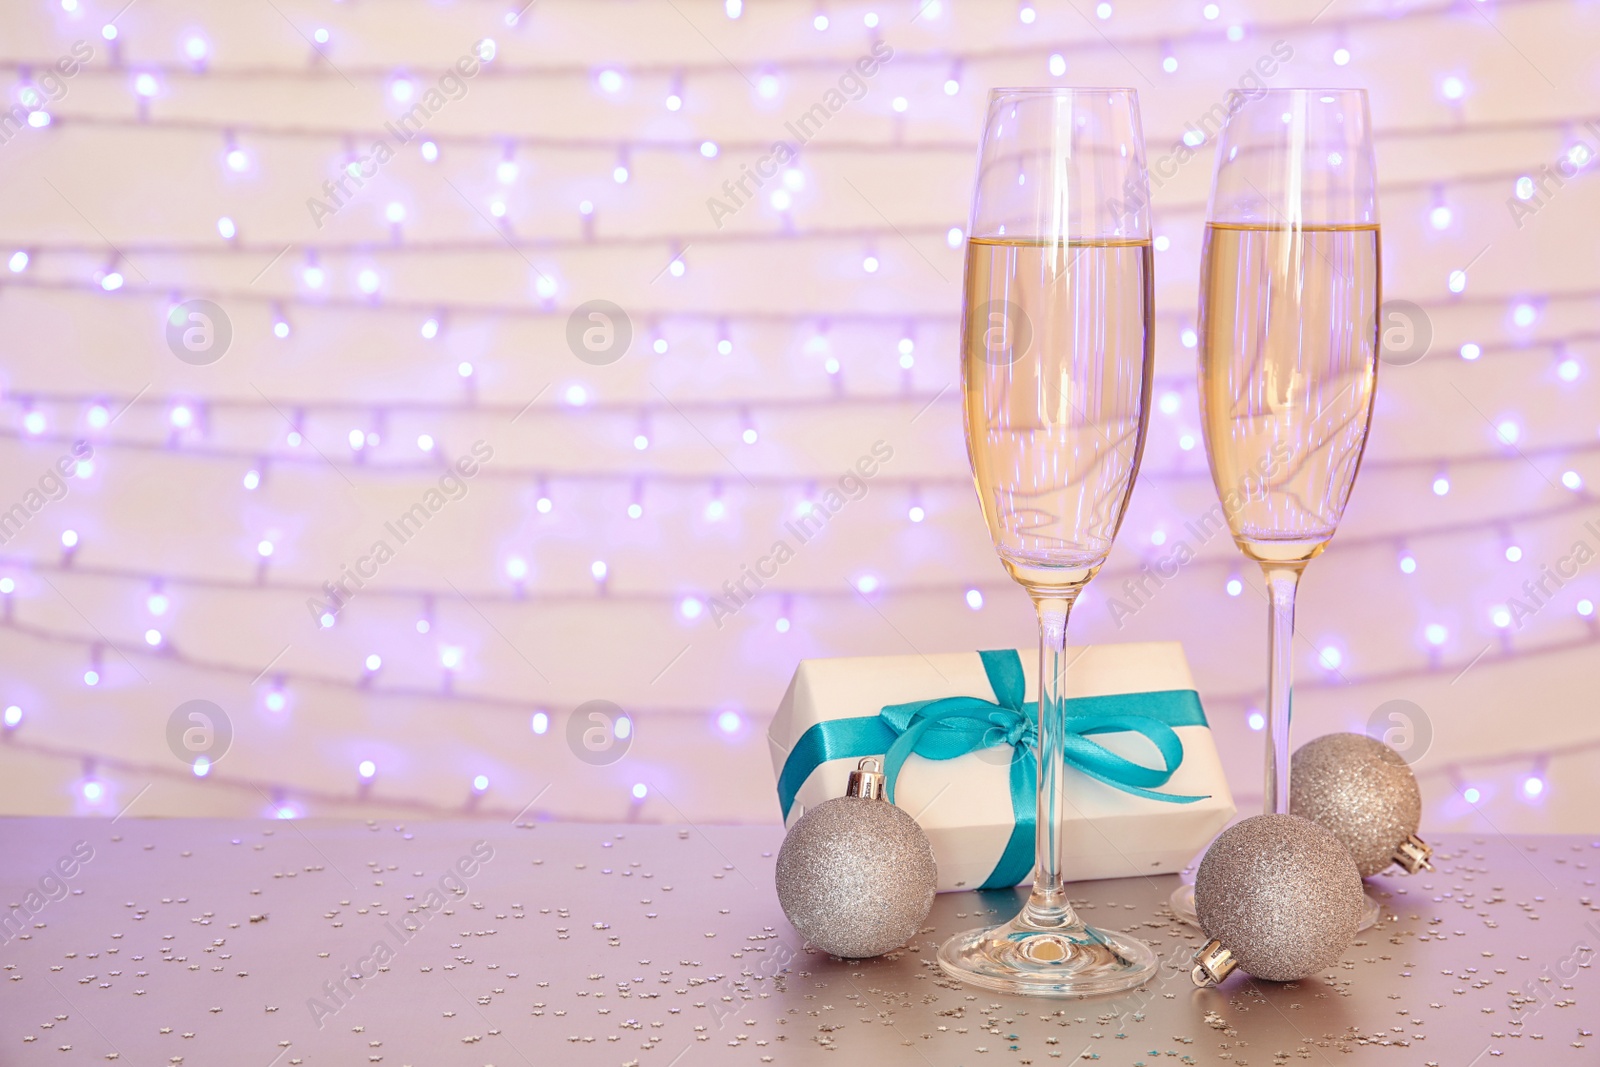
left=845, top=757, right=887, bottom=800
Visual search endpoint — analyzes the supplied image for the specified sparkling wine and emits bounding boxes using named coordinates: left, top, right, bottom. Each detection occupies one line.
left=1197, top=223, right=1380, bottom=564
left=961, top=237, right=1154, bottom=591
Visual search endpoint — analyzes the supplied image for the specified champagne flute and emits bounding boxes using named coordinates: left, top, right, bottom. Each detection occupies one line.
left=940, top=88, right=1158, bottom=997
left=1169, top=88, right=1381, bottom=926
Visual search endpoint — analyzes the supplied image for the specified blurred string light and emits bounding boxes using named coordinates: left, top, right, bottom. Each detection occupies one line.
left=18, top=67, right=1600, bottom=168
left=48, top=524, right=1600, bottom=615
left=21, top=275, right=1574, bottom=363
left=5, top=144, right=1586, bottom=287
left=0, top=5, right=1589, bottom=827
left=225, top=145, right=249, bottom=172
left=8, top=0, right=1572, bottom=74
left=2, top=604, right=1595, bottom=773
left=2, top=394, right=1599, bottom=506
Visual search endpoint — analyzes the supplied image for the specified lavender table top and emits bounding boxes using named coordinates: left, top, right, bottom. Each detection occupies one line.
left=0, top=818, right=1594, bottom=1065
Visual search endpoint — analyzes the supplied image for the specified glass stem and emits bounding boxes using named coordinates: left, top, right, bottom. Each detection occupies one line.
left=1023, top=592, right=1080, bottom=929
left=1261, top=562, right=1306, bottom=816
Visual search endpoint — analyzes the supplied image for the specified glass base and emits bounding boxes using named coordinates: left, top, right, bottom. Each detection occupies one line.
left=937, top=904, right=1158, bottom=997
left=1166, top=881, right=1381, bottom=931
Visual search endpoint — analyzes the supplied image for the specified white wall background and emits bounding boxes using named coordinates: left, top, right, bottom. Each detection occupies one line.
left=0, top=0, right=1596, bottom=835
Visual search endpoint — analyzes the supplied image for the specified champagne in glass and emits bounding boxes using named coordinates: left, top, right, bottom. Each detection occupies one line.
left=939, top=88, right=1158, bottom=998
left=1199, top=223, right=1380, bottom=565
left=964, top=237, right=1154, bottom=586
left=1170, top=88, right=1381, bottom=927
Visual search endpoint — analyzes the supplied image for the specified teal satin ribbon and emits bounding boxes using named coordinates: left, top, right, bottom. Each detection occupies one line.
left=775, top=649, right=1209, bottom=889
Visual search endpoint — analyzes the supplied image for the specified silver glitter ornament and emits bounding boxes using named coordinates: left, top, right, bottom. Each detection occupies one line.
left=1290, top=732, right=1434, bottom=877
left=775, top=757, right=937, bottom=959
left=1190, top=813, right=1363, bottom=985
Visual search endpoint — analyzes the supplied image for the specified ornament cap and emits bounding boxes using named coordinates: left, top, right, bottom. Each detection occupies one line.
left=1393, top=832, right=1434, bottom=873
left=1190, top=938, right=1237, bottom=987
left=844, top=757, right=887, bottom=800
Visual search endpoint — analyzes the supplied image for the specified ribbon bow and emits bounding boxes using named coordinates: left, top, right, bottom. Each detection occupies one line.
left=776, top=649, right=1208, bottom=889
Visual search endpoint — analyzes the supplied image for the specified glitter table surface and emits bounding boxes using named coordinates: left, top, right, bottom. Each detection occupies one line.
left=0, top=819, right=1593, bottom=1066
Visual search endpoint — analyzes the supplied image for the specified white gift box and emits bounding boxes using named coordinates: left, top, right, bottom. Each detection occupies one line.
left=770, top=643, right=1235, bottom=893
